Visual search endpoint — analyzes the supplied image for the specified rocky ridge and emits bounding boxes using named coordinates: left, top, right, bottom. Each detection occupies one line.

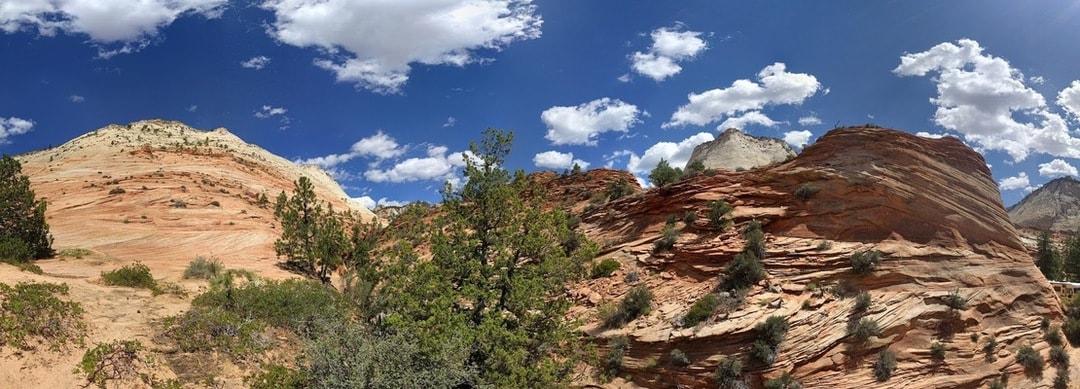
left=684, top=128, right=796, bottom=172
left=1008, top=176, right=1080, bottom=232
left=561, top=127, right=1070, bottom=388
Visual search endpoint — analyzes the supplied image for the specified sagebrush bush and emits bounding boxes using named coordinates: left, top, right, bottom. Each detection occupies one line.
left=848, top=318, right=882, bottom=345
left=723, top=252, right=765, bottom=290
left=605, top=336, right=629, bottom=378
left=183, top=256, right=223, bottom=280
left=603, top=284, right=653, bottom=329
left=191, top=278, right=348, bottom=333
left=944, top=289, right=968, bottom=310
left=163, top=307, right=266, bottom=355
left=853, top=291, right=872, bottom=314
left=0, top=282, right=86, bottom=350
left=1049, top=345, right=1069, bottom=367
left=743, top=220, right=766, bottom=259
left=750, top=340, right=776, bottom=365
left=873, top=349, right=897, bottom=382
left=1016, top=344, right=1044, bottom=374
left=714, top=356, right=744, bottom=389
left=590, top=258, right=620, bottom=279
left=75, top=339, right=179, bottom=389
left=669, top=349, right=690, bottom=367
left=793, top=183, right=819, bottom=201
left=605, top=179, right=634, bottom=201
left=750, top=316, right=789, bottom=366
left=682, top=294, right=719, bottom=327
left=707, top=200, right=733, bottom=230
left=984, top=336, right=998, bottom=359
left=1054, top=368, right=1070, bottom=389
left=930, top=342, right=946, bottom=362
left=850, top=250, right=882, bottom=275
left=1045, top=327, right=1064, bottom=347
left=763, top=372, right=802, bottom=389
left=101, top=262, right=157, bottom=291
left=653, top=223, right=679, bottom=252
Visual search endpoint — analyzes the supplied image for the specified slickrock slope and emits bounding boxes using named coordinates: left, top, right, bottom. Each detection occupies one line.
left=1009, top=176, right=1080, bottom=232
left=2, top=119, right=374, bottom=388
left=567, top=127, right=1071, bottom=388
left=684, top=128, right=795, bottom=172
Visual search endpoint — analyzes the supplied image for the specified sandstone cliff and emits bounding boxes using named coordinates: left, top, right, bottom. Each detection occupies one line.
left=564, top=126, right=1070, bottom=388
left=1009, top=176, right=1080, bottom=232
left=685, top=128, right=795, bottom=172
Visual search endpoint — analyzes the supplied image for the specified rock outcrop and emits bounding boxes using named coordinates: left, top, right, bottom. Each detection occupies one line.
left=560, top=126, right=1067, bottom=388
left=15, top=119, right=375, bottom=280
left=684, top=128, right=795, bottom=172
left=1008, top=176, right=1080, bottom=232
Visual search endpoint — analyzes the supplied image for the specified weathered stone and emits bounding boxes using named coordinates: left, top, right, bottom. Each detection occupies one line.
left=684, top=127, right=795, bottom=172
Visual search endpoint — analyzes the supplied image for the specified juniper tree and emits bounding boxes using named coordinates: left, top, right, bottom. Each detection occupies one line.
left=273, top=176, right=346, bottom=283
left=0, top=155, right=53, bottom=260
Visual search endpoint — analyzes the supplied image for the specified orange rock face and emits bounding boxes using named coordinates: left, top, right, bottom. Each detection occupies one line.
left=564, top=127, right=1068, bottom=388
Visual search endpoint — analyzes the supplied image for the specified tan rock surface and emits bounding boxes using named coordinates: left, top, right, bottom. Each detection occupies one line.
left=684, top=128, right=795, bottom=172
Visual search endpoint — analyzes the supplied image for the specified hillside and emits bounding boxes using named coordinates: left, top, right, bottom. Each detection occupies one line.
left=1009, top=176, right=1080, bottom=232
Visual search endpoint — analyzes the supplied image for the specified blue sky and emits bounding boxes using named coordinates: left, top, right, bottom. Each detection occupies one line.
left=3, top=1, right=1080, bottom=208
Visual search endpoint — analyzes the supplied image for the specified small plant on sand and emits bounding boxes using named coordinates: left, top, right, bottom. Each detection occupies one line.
left=183, top=256, right=223, bottom=280
left=101, top=262, right=157, bottom=291
left=0, top=282, right=86, bottom=350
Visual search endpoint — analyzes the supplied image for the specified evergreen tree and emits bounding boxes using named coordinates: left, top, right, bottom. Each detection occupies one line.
left=649, top=158, right=683, bottom=190
left=273, top=177, right=344, bottom=283
left=380, top=129, right=598, bottom=387
left=0, top=155, right=52, bottom=260
left=1036, top=230, right=1063, bottom=281
left=1064, top=232, right=1080, bottom=282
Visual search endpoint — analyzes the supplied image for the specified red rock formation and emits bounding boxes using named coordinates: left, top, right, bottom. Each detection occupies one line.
left=567, top=127, right=1067, bottom=388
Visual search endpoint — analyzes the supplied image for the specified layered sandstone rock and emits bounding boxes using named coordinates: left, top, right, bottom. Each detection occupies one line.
left=565, top=127, right=1069, bottom=388
left=1009, top=176, right=1080, bottom=232
left=684, top=128, right=795, bottom=172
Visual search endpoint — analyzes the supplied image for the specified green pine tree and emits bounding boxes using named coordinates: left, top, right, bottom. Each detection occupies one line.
left=1036, top=230, right=1063, bottom=281
left=273, top=176, right=344, bottom=283
left=649, top=158, right=683, bottom=191
left=0, top=155, right=53, bottom=260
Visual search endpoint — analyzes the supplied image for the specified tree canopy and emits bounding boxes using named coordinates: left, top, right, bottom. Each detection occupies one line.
left=0, top=155, right=52, bottom=260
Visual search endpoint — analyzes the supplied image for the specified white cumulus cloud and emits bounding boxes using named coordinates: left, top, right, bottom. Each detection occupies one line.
left=541, top=98, right=644, bottom=146
left=260, top=0, right=542, bottom=94
left=916, top=132, right=948, bottom=139
left=533, top=150, right=588, bottom=170
left=718, top=111, right=783, bottom=130
left=353, top=196, right=408, bottom=210
left=1059, top=80, right=1080, bottom=121
left=664, top=63, right=822, bottom=129
left=1039, top=159, right=1079, bottom=178
left=298, top=131, right=406, bottom=168
left=241, top=56, right=271, bottom=70
left=895, top=39, right=1080, bottom=162
left=630, top=24, right=708, bottom=82
left=783, top=130, right=813, bottom=149
left=0, top=117, right=34, bottom=144
left=254, top=105, right=287, bottom=118
left=626, top=132, right=714, bottom=175
left=798, top=115, right=822, bottom=126
left=0, top=0, right=226, bottom=57
left=998, top=172, right=1031, bottom=191
left=364, top=145, right=471, bottom=183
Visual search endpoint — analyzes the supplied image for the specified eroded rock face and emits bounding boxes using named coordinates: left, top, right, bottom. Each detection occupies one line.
left=685, top=128, right=795, bottom=172
left=16, top=119, right=375, bottom=279
left=560, top=127, right=1065, bottom=388
left=1008, top=176, right=1080, bottom=231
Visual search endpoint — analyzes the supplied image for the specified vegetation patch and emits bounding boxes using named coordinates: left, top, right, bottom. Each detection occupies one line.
left=74, top=339, right=180, bottom=389
left=0, top=282, right=86, bottom=350
left=603, top=336, right=629, bottom=380
left=873, top=349, right=897, bottom=382
left=669, top=349, right=690, bottom=367
left=590, top=258, right=620, bottom=279
left=58, top=248, right=94, bottom=259
left=793, top=183, right=820, bottom=201
left=1015, top=344, right=1044, bottom=375
left=713, top=355, right=745, bottom=389
left=682, top=294, right=719, bottom=327
left=707, top=200, right=733, bottom=230
left=183, top=256, right=223, bottom=280
left=101, top=262, right=159, bottom=291
left=850, top=250, right=882, bottom=275
left=847, top=318, right=882, bottom=345
left=943, top=289, right=968, bottom=310
left=750, top=315, right=789, bottom=366
left=763, top=372, right=802, bottom=389
left=602, top=284, right=653, bottom=329
left=930, top=341, right=946, bottom=362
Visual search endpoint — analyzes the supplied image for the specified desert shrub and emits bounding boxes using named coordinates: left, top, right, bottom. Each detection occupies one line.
left=984, top=336, right=998, bottom=359
left=191, top=278, right=348, bottom=334
left=850, top=250, right=882, bottom=275
left=58, top=248, right=93, bottom=259
left=723, top=252, right=766, bottom=290
left=1064, top=318, right=1080, bottom=346
left=101, top=262, right=158, bottom=291
left=1016, top=344, right=1044, bottom=374
left=1049, top=345, right=1069, bottom=367
left=108, top=187, right=126, bottom=195
left=750, top=316, right=789, bottom=366
left=848, top=318, right=882, bottom=345
left=750, top=340, right=777, bottom=365
left=1042, top=316, right=1052, bottom=330
left=605, top=179, right=634, bottom=201
left=603, top=284, right=653, bottom=329
left=713, top=356, right=745, bottom=389
left=604, top=336, right=629, bottom=378
left=624, top=269, right=640, bottom=283
left=930, top=342, right=946, bottom=362
left=682, top=294, right=719, bottom=327
left=853, top=291, right=872, bottom=314
left=301, top=318, right=473, bottom=388
left=653, top=223, right=679, bottom=252
left=944, top=289, right=968, bottom=310
left=666, top=213, right=680, bottom=225
left=743, top=220, right=766, bottom=259
left=0, top=236, right=33, bottom=263
left=649, top=159, right=683, bottom=190
left=75, top=339, right=178, bottom=389
left=815, top=240, right=832, bottom=250
left=163, top=307, right=266, bottom=355
left=183, top=256, right=223, bottom=280
left=245, top=363, right=307, bottom=389
left=1045, top=327, right=1064, bottom=347
left=707, top=200, right=734, bottom=230
left=590, top=258, right=620, bottom=279
left=988, top=378, right=1006, bottom=389
left=830, top=279, right=858, bottom=298
left=683, top=210, right=698, bottom=224
left=684, top=159, right=706, bottom=178
left=669, top=349, right=690, bottom=367
left=873, top=349, right=897, bottom=382
left=762, top=372, right=802, bottom=389
left=0, top=282, right=86, bottom=350
left=1054, top=368, right=1070, bottom=389
left=793, top=183, right=819, bottom=201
